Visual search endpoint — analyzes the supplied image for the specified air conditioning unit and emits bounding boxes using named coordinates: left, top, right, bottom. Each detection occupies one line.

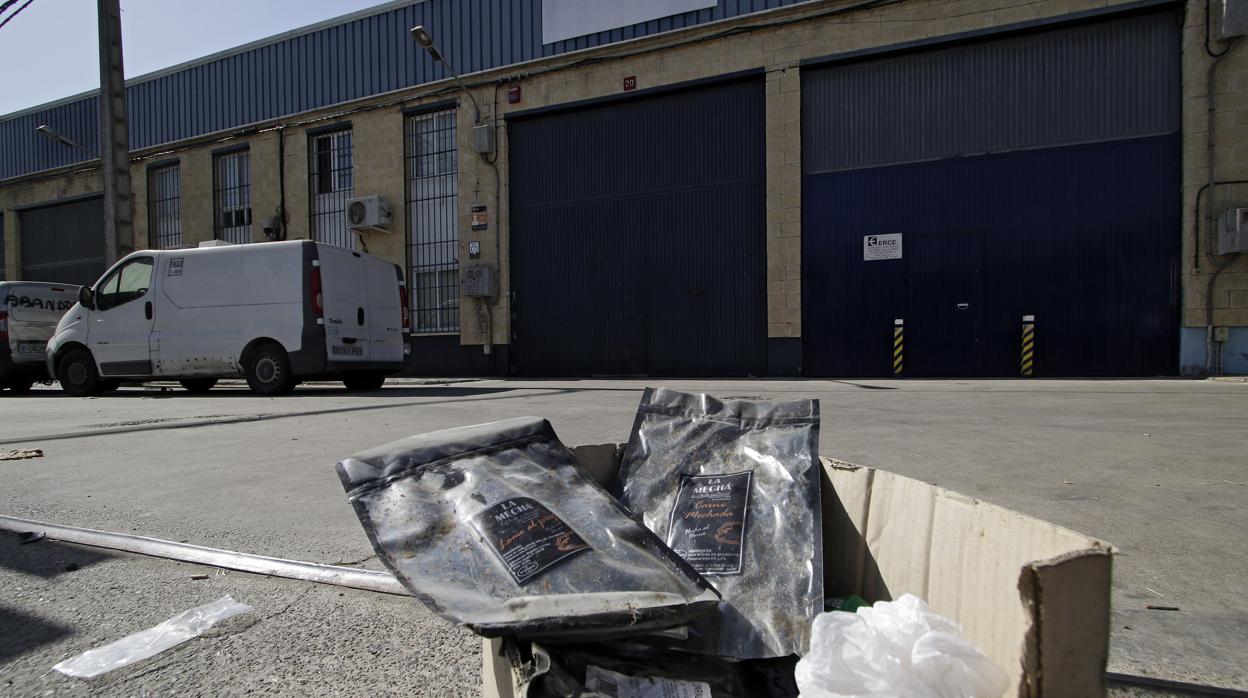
left=347, top=195, right=392, bottom=233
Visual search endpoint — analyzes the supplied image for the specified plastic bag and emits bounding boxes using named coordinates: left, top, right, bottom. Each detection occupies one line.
left=337, top=417, right=720, bottom=641
left=53, top=595, right=252, bottom=679
left=616, top=388, right=822, bottom=658
left=793, top=594, right=1009, bottom=698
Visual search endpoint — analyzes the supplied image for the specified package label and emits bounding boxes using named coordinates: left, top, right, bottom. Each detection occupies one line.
left=666, top=470, right=752, bottom=575
left=585, top=665, right=711, bottom=698
left=472, top=497, right=590, bottom=585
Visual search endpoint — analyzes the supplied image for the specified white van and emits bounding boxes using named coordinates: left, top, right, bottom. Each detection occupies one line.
left=1, top=281, right=81, bottom=393
left=46, top=240, right=409, bottom=396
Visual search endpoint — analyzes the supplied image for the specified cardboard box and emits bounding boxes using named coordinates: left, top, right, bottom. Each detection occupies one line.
left=483, top=445, right=1114, bottom=698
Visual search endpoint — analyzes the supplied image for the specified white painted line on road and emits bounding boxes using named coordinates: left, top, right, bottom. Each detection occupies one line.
left=0, top=514, right=407, bottom=596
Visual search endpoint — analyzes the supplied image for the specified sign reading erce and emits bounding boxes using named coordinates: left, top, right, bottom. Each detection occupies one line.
left=863, top=233, right=902, bottom=261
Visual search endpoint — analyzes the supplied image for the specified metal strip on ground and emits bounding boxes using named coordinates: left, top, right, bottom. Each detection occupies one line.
left=1107, top=672, right=1248, bottom=697
left=0, top=514, right=407, bottom=596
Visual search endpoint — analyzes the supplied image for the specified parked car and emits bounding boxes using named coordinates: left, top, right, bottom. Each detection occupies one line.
left=1, top=281, right=81, bottom=393
left=47, top=240, right=409, bottom=396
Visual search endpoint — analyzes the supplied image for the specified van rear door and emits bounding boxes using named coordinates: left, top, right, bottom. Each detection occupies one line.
left=4, top=283, right=78, bottom=363
left=316, top=244, right=370, bottom=363
left=362, top=256, right=404, bottom=364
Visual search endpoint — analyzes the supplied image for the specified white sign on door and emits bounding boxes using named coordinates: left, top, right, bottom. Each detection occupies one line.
left=863, top=234, right=902, bottom=261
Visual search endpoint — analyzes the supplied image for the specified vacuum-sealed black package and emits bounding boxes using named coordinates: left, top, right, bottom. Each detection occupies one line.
left=336, top=417, right=720, bottom=641
left=617, top=388, right=822, bottom=659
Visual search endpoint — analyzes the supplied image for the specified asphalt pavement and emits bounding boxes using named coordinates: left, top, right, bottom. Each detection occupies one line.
left=1, top=377, right=1245, bottom=695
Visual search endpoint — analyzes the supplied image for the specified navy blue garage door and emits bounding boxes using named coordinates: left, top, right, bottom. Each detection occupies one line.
left=802, top=12, right=1181, bottom=377
left=508, top=78, right=767, bottom=376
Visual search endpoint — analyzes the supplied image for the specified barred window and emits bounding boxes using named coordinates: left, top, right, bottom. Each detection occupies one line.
left=147, top=162, right=182, bottom=249
left=406, top=109, right=458, bottom=334
left=310, top=128, right=353, bottom=248
left=214, top=149, right=252, bottom=244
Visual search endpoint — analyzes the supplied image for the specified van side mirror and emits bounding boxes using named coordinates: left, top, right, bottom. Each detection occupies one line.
left=78, top=286, right=95, bottom=310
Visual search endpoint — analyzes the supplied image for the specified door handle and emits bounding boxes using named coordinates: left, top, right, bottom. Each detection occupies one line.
left=956, top=303, right=969, bottom=310
left=357, top=308, right=364, bottom=325
left=145, top=301, right=153, bottom=320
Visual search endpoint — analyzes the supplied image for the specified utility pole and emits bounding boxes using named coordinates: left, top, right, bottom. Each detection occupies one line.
left=98, top=0, right=132, bottom=264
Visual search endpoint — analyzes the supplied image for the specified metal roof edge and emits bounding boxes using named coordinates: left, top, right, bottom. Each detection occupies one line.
left=3, top=0, right=826, bottom=129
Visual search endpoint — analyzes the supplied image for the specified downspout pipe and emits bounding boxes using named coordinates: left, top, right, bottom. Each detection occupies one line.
left=278, top=126, right=289, bottom=240
left=1205, top=55, right=1224, bottom=376
left=1203, top=1, right=1240, bottom=375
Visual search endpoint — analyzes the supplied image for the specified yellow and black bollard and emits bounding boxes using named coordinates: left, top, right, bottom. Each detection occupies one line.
left=1020, top=315, right=1035, bottom=377
left=893, top=318, right=904, bottom=376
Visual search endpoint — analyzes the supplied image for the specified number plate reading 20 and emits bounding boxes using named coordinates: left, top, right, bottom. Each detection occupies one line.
left=331, top=344, right=363, bottom=356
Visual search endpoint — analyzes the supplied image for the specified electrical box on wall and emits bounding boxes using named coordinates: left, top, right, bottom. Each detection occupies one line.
left=346, top=195, right=391, bottom=232
left=472, top=123, right=495, bottom=154
left=1216, top=0, right=1248, bottom=40
left=1218, top=207, right=1248, bottom=254
left=462, top=265, right=495, bottom=298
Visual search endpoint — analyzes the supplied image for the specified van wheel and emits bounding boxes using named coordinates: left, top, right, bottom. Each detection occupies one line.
left=342, top=372, right=386, bottom=391
left=245, top=343, right=294, bottom=396
left=4, top=377, right=35, bottom=394
left=180, top=378, right=218, bottom=394
left=58, top=349, right=103, bottom=397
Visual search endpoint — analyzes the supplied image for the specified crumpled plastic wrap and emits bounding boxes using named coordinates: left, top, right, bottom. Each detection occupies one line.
left=337, top=417, right=720, bottom=640
left=794, top=594, right=1009, bottom=698
left=52, top=595, right=252, bottom=679
left=616, top=388, right=822, bottom=659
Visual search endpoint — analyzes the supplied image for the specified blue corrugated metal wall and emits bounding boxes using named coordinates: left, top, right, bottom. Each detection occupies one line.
left=802, top=11, right=1181, bottom=175
left=1, top=0, right=806, bottom=181
left=801, top=11, right=1182, bottom=377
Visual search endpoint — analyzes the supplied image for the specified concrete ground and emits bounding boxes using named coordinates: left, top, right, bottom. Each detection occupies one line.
left=0, top=378, right=1244, bottom=695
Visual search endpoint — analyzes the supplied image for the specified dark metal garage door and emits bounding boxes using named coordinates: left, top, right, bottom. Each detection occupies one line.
left=19, top=196, right=106, bottom=286
left=508, top=77, right=767, bottom=376
left=802, top=11, right=1181, bottom=377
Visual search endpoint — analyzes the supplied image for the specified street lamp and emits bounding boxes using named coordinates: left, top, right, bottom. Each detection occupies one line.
left=410, top=25, right=482, bottom=124
left=36, top=124, right=95, bottom=156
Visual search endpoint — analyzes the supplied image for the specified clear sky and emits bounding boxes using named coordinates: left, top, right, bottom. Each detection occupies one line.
left=0, top=0, right=390, bottom=116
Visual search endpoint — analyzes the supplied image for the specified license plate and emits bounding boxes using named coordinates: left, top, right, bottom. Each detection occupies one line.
left=17, top=342, right=46, bottom=355
left=331, top=344, right=363, bottom=357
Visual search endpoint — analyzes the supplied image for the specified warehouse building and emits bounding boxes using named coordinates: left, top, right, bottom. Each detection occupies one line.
left=2, top=0, right=1246, bottom=377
